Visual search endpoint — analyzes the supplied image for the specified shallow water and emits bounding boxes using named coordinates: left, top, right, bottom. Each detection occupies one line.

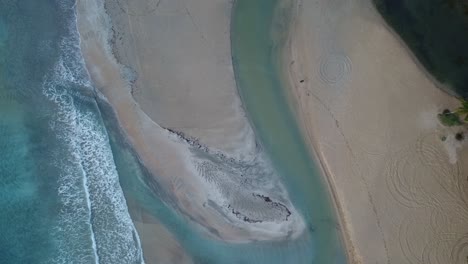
left=231, top=0, right=345, bottom=262
left=0, top=1, right=142, bottom=263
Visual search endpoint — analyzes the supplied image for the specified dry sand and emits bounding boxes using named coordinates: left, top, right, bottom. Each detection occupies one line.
left=104, top=0, right=256, bottom=157
left=286, top=0, right=468, bottom=263
left=76, top=0, right=304, bottom=248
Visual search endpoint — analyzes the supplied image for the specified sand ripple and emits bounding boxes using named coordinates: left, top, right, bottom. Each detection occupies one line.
left=192, top=147, right=295, bottom=225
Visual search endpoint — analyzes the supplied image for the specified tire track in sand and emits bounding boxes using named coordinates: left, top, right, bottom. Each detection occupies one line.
left=305, top=88, right=391, bottom=264
left=385, top=133, right=468, bottom=263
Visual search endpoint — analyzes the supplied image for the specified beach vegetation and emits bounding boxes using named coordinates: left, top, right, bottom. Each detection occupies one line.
left=454, top=98, right=468, bottom=121
left=437, top=98, right=468, bottom=126
left=438, top=109, right=463, bottom=126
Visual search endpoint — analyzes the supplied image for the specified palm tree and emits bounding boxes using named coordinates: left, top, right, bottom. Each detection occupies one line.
left=454, top=98, right=468, bottom=122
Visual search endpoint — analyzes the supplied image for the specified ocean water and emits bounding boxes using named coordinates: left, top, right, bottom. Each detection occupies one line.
left=0, top=0, right=143, bottom=263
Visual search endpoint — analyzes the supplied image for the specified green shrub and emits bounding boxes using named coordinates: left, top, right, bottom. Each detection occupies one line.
left=438, top=109, right=463, bottom=126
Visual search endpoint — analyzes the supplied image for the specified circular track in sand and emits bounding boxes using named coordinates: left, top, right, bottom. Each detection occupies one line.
left=384, top=133, right=463, bottom=208
left=421, top=233, right=468, bottom=264
left=318, top=53, right=352, bottom=85
left=450, top=235, right=468, bottom=264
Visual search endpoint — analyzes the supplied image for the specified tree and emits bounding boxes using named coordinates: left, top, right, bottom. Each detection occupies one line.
left=454, top=98, right=468, bottom=121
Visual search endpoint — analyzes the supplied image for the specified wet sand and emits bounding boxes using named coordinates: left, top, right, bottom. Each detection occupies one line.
left=128, top=201, right=194, bottom=264
left=76, top=0, right=305, bottom=252
left=286, top=0, right=468, bottom=263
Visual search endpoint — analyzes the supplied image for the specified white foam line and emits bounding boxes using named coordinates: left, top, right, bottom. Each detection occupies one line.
left=40, top=1, right=146, bottom=262
left=79, top=160, right=100, bottom=264
left=65, top=10, right=101, bottom=263
left=69, top=1, right=145, bottom=262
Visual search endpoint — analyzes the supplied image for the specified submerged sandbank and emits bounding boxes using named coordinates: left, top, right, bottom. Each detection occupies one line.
left=286, top=0, right=468, bottom=263
left=76, top=0, right=305, bottom=246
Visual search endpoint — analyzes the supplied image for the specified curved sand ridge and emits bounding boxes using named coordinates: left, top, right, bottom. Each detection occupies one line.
left=77, top=0, right=305, bottom=247
left=107, top=0, right=256, bottom=158
left=164, top=130, right=304, bottom=237
left=285, top=0, right=468, bottom=263
left=191, top=147, right=293, bottom=224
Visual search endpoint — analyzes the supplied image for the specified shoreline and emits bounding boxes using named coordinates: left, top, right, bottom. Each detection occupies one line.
left=76, top=0, right=306, bottom=246
left=284, top=0, right=468, bottom=263
left=105, top=0, right=257, bottom=158
left=369, top=2, right=461, bottom=100
left=230, top=0, right=346, bottom=262
left=93, top=91, right=194, bottom=263
left=371, top=0, right=468, bottom=99
left=282, top=1, right=356, bottom=262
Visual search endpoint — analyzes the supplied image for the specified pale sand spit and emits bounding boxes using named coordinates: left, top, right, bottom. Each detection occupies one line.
left=286, top=0, right=468, bottom=263
left=76, top=0, right=305, bottom=245
left=104, top=0, right=256, bottom=158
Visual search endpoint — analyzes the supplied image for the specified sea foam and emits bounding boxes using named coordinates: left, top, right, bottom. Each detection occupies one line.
left=39, top=1, right=144, bottom=263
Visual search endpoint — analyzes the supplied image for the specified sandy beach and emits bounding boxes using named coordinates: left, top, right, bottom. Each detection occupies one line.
left=103, top=0, right=256, bottom=157
left=286, top=0, right=468, bottom=263
left=75, top=0, right=468, bottom=262
left=76, top=0, right=306, bottom=256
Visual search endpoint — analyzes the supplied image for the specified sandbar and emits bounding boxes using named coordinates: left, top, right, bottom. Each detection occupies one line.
left=76, top=0, right=305, bottom=249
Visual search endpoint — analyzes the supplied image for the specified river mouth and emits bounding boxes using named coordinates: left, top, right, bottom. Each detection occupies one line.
left=231, top=0, right=346, bottom=262
left=108, top=0, right=345, bottom=262
left=98, top=0, right=346, bottom=262
left=0, top=0, right=346, bottom=262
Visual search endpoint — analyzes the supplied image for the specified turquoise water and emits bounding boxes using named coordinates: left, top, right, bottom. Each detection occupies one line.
left=0, top=0, right=143, bottom=263
left=0, top=0, right=345, bottom=263
left=231, top=0, right=345, bottom=262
